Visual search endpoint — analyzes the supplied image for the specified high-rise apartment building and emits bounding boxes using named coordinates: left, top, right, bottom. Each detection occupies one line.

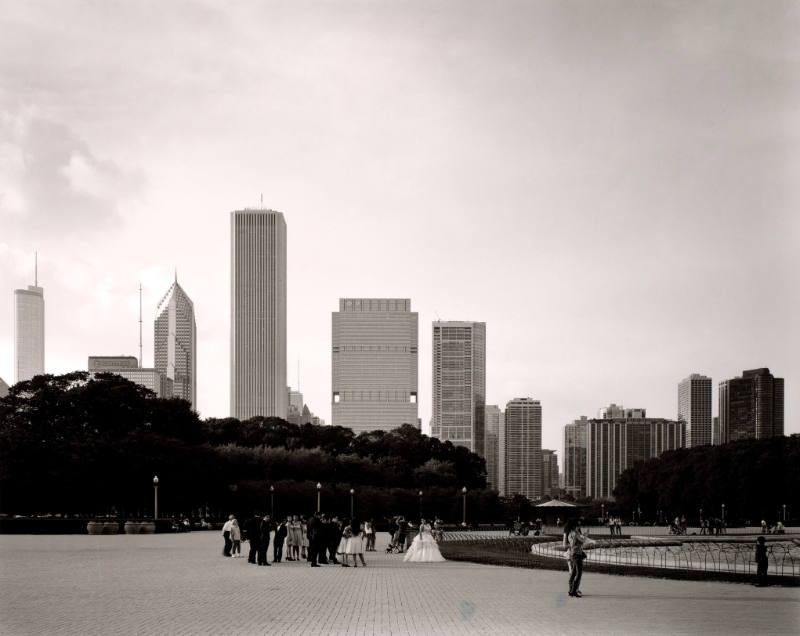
left=678, top=373, right=712, bottom=447
left=585, top=416, right=685, bottom=499
left=431, top=321, right=486, bottom=454
left=0, top=377, right=9, bottom=398
left=541, top=449, right=559, bottom=497
left=563, top=416, right=588, bottom=498
left=484, top=405, right=502, bottom=491
left=155, top=278, right=197, bottom=409
left=14, top=263, right=44, bottom=383
left=88, top=356, right=172, bottom=398
left=504, top=398, right=542, bottom=500
left=332, top=298, right=418, bottom=434
left=718, top=368, right=784, bottom=444
left=230, top=209, right=287, bottom=420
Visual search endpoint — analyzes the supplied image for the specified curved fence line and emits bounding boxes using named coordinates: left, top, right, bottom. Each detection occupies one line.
left=530, top=538, right=800, bottom=577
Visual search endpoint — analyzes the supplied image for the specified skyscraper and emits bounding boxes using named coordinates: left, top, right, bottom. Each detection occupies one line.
left=230, top=209, right=287, bottom=420
left=332, top=298, right=418, bottom=434
left=541, top=449, right=559, bottom=497
left=718, top=368, right=784, bottom=444
left=431, top=321, right=486, bottom=454
left=155, top=277, right=197, bottom=409
left=0, top=376, right=9, bottom=398
left=14, top=259, right=44, bottom=383
left=563, top=416, right=588, bottom=498
left=484, top=405, right=502, bottom=491
left=678, top=373, right=712, bottom=447
left=504, top=398, right=542, bottom=500
left=585, top=412, right=685, bottom=499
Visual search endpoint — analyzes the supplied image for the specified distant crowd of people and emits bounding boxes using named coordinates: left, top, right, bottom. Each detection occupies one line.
left=219, top=512, right=447, bottom=567
left=220, top=513, right=378, bottom=567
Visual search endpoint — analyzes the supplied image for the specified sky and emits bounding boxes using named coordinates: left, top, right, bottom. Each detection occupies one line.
left=1, top=0, right=798, bottom=457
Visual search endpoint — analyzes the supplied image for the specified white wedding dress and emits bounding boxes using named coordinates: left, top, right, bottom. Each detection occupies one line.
left=403, top=524, right=445, bottom=562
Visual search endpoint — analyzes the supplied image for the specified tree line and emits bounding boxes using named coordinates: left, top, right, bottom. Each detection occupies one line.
left=613, top=434, right=800, bottom=524
left=0, top=373, right=499, bottom=521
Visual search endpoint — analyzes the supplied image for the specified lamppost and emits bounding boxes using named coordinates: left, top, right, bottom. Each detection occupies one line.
left=350, top=488, right=355, bottom=518
left=783, top=504, right=786, bottom=523
left=316, top=482, right=322, bottom=513
left=418, top=490, right=423, bottom=521
left=462, top=487, right=467, bottom=526
left=721, top=503, right=725, bottom=525
left=153, top=476, right=159, bottom=520
left=601, top=503, right=605, bottom=521
left=270, top=485, right=274, bottom=517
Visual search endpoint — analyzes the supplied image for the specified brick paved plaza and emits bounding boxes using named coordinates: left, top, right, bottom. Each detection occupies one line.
left=1, top=532, right=797, bottom=635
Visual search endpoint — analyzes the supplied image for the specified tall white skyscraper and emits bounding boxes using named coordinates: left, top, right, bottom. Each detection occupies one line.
left=332, top=298, right=418, bottom=434
left=431, top=321, right=486, bottom=454
left=504, top=398, right=542, bottom=500
left=155, top=277, right=197, bottom=409
left=678, top=373, right=712, bottom=447
left=230, top=209, right=287, bottom=420
left=14, top=259, right=44, bottom=383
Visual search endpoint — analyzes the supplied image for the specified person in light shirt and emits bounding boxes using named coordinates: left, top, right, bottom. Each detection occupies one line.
left=221, top=515, right=234, bottom=557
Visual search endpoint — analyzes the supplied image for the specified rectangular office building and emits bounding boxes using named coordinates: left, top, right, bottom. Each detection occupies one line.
left=332, top=298, right=418, bottom=434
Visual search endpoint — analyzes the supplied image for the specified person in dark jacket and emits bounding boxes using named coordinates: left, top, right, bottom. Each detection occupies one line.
left=327, top=516, right=342, bottom=564
left=274, top=517, right=288, bottom=562
left=755, top=536, right=769, bottom=586
left=245, top=512, right=262, bottom=564
left=258, top=515, right=273, bottom=566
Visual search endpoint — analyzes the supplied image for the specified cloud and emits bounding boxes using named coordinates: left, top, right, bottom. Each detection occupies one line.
left=0, top=113, right=144, bottom=236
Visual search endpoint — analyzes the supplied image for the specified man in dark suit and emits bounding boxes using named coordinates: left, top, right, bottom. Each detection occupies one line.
left=258, top=515, right=273, bottom=566
left=307, top=512, right=322, bottom=567
left=245, top=511, right=262, bottom=564
left=327, top=516, right=342, bottom=564
left=274, top=517, right=288, bottom=562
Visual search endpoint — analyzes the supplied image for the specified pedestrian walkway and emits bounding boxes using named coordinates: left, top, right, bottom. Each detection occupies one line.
left=0, top=532, right=797, bottom=635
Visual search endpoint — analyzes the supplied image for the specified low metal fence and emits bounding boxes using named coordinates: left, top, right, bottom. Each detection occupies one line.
left=531, top=537, right=800, bottom=577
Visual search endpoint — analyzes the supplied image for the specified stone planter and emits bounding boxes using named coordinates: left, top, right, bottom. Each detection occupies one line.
left=138, top=521, right=156, bottom=534
left=124, top=521, right=141, bottom=534
left=102, top=521, right=120, bottom=534
left=87, top=521, right=104, bottom=535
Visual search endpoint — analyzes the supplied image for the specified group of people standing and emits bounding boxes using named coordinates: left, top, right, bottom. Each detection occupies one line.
left=221, top=513, right=378, bottom=567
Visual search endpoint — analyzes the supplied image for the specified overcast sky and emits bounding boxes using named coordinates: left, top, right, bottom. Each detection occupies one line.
left=2, top=0, right=798, bottom=456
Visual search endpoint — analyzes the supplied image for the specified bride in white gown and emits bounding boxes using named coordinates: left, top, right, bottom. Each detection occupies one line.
left=403, top=519, right=445, bottom=563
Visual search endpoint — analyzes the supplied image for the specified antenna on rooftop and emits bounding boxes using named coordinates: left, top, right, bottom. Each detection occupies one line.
left=138, top=283, right=143, bottom=368
left=34, top=251, right=38, bottom=286
left=297, top=360, right=300, bottom=392
left=260, top=193, right=263, bottom=208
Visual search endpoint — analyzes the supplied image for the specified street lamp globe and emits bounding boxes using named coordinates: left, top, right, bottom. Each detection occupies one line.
left=350, top=488, right=355, bottom=495
left=317, top=482, right=322, bottom=490
left=153, top=476, right=159, bottom=486
left=462, top=486, right=467, bottom=494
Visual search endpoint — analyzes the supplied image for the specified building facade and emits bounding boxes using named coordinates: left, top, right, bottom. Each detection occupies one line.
left=14, top=280, right=45, bottom=384
left=332, top=298, right=418, bottom=434
left=155, top=278, right=197, bottom=409
left=230, top=209, right=287, bottom=420
left=88, top=356, right=172, bottom=398
left=504, top=398, right=542, bottom=500
left=585, top=417, right=685, bottom=499
left=0, top=377, right=9, bottom=398
left=430, top=321, right=486, bottom=454
left=484, top=405, right=502, bottom=492
left=541, top=449, right=559, bottom=497
left=563, top=416, right=588, bottom=498
left=718, top=368, right=784, bottom=444
left=678, top=373, right=712, bottom=447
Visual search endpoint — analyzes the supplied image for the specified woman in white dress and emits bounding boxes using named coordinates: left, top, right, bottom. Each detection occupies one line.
left=403, top=518, right=445, bottom=563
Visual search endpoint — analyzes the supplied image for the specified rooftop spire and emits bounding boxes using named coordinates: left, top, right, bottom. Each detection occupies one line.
left=34, top=251, right=38, bottom=286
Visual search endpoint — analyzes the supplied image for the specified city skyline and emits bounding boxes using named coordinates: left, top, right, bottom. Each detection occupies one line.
left=2, top=1, right=798, bottom=454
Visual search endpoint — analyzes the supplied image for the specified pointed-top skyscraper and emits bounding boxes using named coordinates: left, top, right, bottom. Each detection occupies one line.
left=14, top=254, right=45, bottom=383
left=155, top=276, right=197, bottom=409
left=230, top=209, right=287, bottom=419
